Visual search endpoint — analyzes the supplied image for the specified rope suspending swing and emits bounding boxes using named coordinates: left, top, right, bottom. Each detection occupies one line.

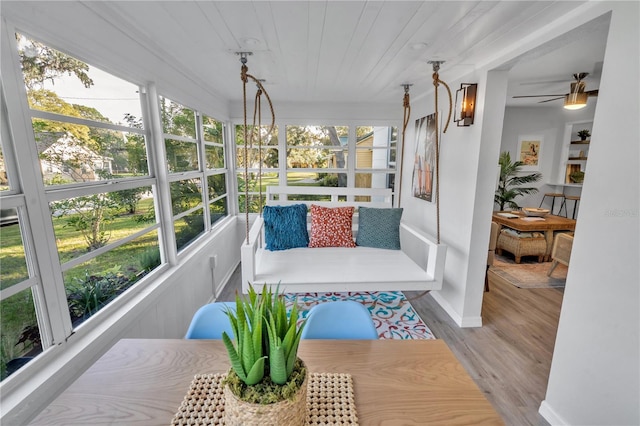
left=405, top=61, right=452, bottom=302
left=398, top=84, right=412, bottom=207
left=239, top=52, right=276, bottom=244
left=427, top=60, right=452, bottom=245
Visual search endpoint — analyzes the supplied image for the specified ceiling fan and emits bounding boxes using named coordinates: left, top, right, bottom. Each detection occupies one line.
left=513, top=72, right=599, bottom=110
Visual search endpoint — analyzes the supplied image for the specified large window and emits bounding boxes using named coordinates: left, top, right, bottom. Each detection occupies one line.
left=161, top=97, right=228, bottom=250
left=14, top=35, right=162, bottom=337
left=0, top=34, right=229, bottom=381
left=235, top=124, right=399, bottom=207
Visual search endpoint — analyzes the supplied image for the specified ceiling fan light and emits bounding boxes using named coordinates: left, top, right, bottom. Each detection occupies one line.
left=564, top=92, right=588, bottom=110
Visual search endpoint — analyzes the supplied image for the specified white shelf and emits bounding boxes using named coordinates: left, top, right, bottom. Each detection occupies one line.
left=557, top=120, right=592, bottom=185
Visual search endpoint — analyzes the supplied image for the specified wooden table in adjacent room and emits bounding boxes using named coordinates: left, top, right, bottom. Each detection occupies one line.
left=28, top=339, right=503, bottom=425
left=492, top=211, right=576, bottom=261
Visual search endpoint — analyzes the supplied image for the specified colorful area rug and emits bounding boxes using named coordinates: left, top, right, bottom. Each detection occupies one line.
left=490, top=255, right=567, bottom=289
left=284, top=291, right=435, bottom=340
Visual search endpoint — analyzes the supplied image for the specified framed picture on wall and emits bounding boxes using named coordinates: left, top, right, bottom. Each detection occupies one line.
left=412, top=112, right=437, bottom=202
left=517, top=135, right=543, bottom=171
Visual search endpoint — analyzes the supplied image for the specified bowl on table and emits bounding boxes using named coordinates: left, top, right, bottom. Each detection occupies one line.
left=522, top=207, right=550, bottom=217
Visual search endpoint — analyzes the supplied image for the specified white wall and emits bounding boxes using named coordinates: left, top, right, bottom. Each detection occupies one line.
left=539, top=2, right=640, bottom=424
left=500, top=104, right=596, bottom=209
left=400, top=68, right=495, bottom=327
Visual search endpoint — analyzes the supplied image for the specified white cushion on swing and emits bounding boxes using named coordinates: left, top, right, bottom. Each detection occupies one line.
left=254, top=246, right=432, bottom=293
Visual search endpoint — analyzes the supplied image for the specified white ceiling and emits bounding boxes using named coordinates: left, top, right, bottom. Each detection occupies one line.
left=2, top=1, right=609, bottom=108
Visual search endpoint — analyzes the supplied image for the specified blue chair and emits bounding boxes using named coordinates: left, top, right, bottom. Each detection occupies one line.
left=301, top=301, right=379, bottom=340
left=185, top=302, right=236, bottom=339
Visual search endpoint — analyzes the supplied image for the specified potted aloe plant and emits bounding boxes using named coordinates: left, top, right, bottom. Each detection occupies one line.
left=222, top=285, right=307, bottom=425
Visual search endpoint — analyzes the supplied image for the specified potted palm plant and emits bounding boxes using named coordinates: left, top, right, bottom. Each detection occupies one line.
left=494, top=151, right=542, bottom=211
left=577, top=129, right=591, bottom=140
left=222, top=285, right=307, bottom=425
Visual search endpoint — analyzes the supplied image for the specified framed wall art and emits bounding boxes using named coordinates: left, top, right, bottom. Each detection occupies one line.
left=412, top=113, right=437, bottom=202
left=517, top=135, right=543, bottom=171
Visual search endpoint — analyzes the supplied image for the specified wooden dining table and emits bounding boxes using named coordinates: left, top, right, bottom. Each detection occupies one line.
left=28, top=338, right=503, bottom=425
left=492, top=211, right=576, bottom=260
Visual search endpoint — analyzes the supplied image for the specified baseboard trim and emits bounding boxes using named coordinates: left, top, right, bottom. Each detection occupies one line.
left=539, top=400, right=568, bottom=425
left=431, top=292, right=483, bottom=328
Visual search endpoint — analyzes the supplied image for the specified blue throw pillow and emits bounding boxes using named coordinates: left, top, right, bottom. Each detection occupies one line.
left=263, top=204, right=309, bottom=251
left=356, top=207, right=403, bottom=250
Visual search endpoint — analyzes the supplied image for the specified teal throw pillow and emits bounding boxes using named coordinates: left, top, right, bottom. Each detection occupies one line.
left=356, top=207, right=403, bottom=250
left=263, top=204, right=309, bottom=251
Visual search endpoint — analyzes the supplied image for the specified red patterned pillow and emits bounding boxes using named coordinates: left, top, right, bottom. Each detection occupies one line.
left=308, top=205, right=356, bottom=248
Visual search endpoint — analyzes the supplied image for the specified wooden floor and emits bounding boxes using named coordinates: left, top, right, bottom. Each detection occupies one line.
left=218, top=265, right=564, bottom=426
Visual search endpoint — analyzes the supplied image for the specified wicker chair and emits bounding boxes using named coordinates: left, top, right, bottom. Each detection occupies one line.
left=548, top=233, right=574, bottom=275
left=485, top=222, right=499, bottom=292
left=496, top=230, right=546, bottom=263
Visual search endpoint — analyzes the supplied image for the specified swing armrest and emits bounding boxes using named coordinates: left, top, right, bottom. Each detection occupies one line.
left=241, top=216, right=265, bottom=292
left=400, top=222, right=447, bottom=288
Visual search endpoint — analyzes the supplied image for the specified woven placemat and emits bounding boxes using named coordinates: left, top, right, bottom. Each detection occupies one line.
left=171, top=372, right=358, bottom=425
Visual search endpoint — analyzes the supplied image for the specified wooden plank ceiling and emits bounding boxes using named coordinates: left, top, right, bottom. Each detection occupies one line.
left=3, top=1, right=607, bottom=106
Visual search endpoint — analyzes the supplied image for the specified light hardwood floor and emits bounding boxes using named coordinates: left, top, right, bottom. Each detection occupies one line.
left=218, top=265, right=564, bottom=426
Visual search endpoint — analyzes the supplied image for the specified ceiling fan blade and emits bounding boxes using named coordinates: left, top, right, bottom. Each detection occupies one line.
left=519, top=79, right=568, bottom=86
left=538, top=97, right=565, bottom=103
left=512, top=94, right=566, bottom=98
left=586, top=89, right=599, bottom=96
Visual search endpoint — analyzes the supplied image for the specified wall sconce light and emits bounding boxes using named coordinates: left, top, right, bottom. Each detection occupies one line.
left=454, top=83, right=477, bottom=126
